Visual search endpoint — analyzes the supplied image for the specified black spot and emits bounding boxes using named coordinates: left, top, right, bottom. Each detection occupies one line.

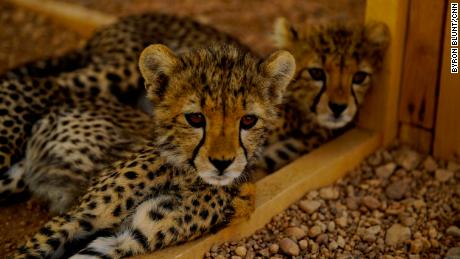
left=159, top=200, right=174, bottom=211
left=276, top=150, right=289, bottom=160
left=149, top=210, right=164, bottom=221
left=79, top=220, right=93, bottom=231
left=46, top=238, right=61, bottom=250
left=87, top=201, right=97, bottom=210
left=210, top=213, right=219, bottom=225
left=115, top=186, right=125, bottom=193
left=184, top=214, right=192, bottom=223
left=189, top=224, right=198, bottom=232
left=39, top=226, right=54, bottom=237
left=192, top=199, right=200, bottom=207
left=132, top=229, right=150, bottom=250
left=103, top=195, right=111, bottom=203
left=124, top=171, right=138, bottom=180
left=199, top=210, right=209, bottom=220
left=126, top=198, right=134, bottom=210
left=264, top=157, right=276, bottom=171
left=147, top=171, right=155, bottom=180
left=112, top=205, right=122, bottom=217
left=204, top=195, right=212, bottom=202
left=106, top=73, right=122, bottom=83
left=156, top=231, right=165, bottom=241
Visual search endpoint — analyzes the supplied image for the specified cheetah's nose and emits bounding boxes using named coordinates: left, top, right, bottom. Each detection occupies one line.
left=209, top=158, right=234, bottom=175
left=328, top=102, right=347, bottom=118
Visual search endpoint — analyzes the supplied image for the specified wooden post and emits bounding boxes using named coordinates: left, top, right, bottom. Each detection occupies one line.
left=358, top=0, right=410, bottom=146
left=434, top=0, right=460, bottom=161
left=397, top=0, right=447, bottom=153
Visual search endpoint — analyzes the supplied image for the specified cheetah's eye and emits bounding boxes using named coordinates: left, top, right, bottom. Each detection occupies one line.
left=185, top=113, right=205, bottom=128
left=308, top=68, right=326, bottom=81
left=352, top=71, right=369, bottom=84
left=240, top=115, right=258, bottom=130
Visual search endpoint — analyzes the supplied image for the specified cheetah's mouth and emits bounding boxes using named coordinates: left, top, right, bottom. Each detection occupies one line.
left=198, top=170, right=242, bottom=186
left=316, top=113, right=353, bottom=129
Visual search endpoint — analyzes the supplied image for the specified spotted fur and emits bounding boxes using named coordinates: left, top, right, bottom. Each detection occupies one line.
left=253, top=19, right=390, bottom=176
left=0, top=13, right=249, bottom=202
left=14, top=44, right=295, bottom=259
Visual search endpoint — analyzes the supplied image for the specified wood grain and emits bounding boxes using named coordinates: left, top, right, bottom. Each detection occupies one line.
left=434, top=0, right=460, bottom=161
left=358, top=0, right=410, bottom=146
left=399, top=123, right=432, bottom=153
left=398, top=0, right=446, bottom=130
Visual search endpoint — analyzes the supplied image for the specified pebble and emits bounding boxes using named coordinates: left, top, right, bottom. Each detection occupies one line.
left=234, top=246, right=247, bottom=257
left=395, top=147, right=421, bottom=170
left=308, top=225, right=322, bottom=237
left=298, top=239, right=308, bottom=250
left=279, top=238, right=299, bottom=256
left=376, top=162, right=396, bottom=178
left=447, top=161, right=460, bottom=171
left=337, top=236, right=346, bottom=248
left=327, top=221, right=336, bottom=232
left=362, top=196, right=380, bottom=209
left=269, top=243, right=279, bottom=254
left=299, top=200, right=321, bottom=214
left=259, top=248, right=269, bottom=257
left=446, top=226, right=460, bottom=237
left=231, top=256, right=242, bottom=259
left=346, top=196, right=359, bottom=210
left=435, top=169, right=453, bottom=182
left=336, top=216, right=348, bottom=228
left=446, top=247, right=460, bottom=257
left=284, top=227, right=306, bottom=240
left=385, top=224, right=411, bottom=246
left=319, top=187, right=340, bottom=200
left=385, top=180, right=408, bottom=200
left=410, top=239, right=424, bottom=254
left=422, top=156, right=438, bottom=172
left=316, top=233, right=328, bottom=244
left=328, top=240, right=338, bottom=251
left=215, top=255, right=225, bottom=259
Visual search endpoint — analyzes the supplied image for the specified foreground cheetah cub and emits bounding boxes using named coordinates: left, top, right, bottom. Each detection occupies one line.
left=15, top=44, right=295, bottom=258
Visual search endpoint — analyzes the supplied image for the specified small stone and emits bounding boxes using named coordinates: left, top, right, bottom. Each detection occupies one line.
left=337, top=236, right=346, bottom=248
left=327, top=221, right=336, bottom=232
left=279, top=238, right=300, bottom=256
left=269, top=244, right=279, bottom=254
left=316, top=233, right=328, bottom=244
left=446, top=247, right=460, bottom=257
left=428, top=226, right=437, bottom=239
left=298, top=239, right=308, bottom=250
left=385, top=181, right=408, bottom=200
left=422, top=156, right=438, bottom=172
left=410, top=239, right=424, bottom=254
left=395, top=147, right=421, bottom=170
left=308, top=225, right=322, bottom=237
left=285, top=227, right=306, bottom=240
left=336, top=216, right=348, bottom=228
left=362, top=225, right=381, bottom=242
left=435, top=169, right=453, bottom=182
left=231, top=256, right=242, bottom=259
left=215, top=255, right=225, bottom=259
left=376, top=162, right=397, bottom=178
left=447, top=226, right=460, bottom=237
left=319, top=187, right=340, bottom=200
left=401, top=216, right=416, bottom=227
left=362, top=196, right=380, bottom=209
left=385, top=224, right=411, bottom=246
left=299, top=200, right=321, bottom=214
left=235, top=246, right=247, bottom=257
left=328, top=240, right=338, bottom=251
left=408, top=255, right=420, bottom=259
left=346, top=196, right=359, bottom=210
left=259, top=248, right=270, bottom=257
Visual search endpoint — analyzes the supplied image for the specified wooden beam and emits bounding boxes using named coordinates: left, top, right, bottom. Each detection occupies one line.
left=398, top=0, right=446, bottom=130
left=6, top=0, right=116, bottom=37
left=358, top=0, right=409, bottom=146
left=135, top=129, right=381, bottom=259
left=399, top=123, right=432, bottom=153
left=434, top=1, right=460, bottom=161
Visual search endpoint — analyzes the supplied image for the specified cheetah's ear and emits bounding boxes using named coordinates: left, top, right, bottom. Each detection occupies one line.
left=260, top=50, right=296, bottom=104
left=273, top=17, right=299, bottom=49
left=364, top=22, right=390, bottom=52
left=139, top=44, right=181, bottom=100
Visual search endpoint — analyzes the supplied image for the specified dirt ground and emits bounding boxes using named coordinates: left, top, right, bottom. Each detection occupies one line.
left=0, top=0, right=367, bottom=257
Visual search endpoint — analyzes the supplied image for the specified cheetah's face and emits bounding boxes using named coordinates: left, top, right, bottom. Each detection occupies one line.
left=273, top=19, right=390, bottom=129
left=140, top=44, right=295, bottom=185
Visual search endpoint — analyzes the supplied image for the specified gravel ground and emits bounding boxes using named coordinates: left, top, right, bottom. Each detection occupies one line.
left=205, top=144, right=460, bottom=259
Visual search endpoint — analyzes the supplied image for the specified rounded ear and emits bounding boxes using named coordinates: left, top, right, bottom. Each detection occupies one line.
left=364, top=21, right=390, bottom=51
left=272, top=17, right=299, bottom=49
left=139, top=44, right=180, bottom=99
left=260, top=50, right=296, bottom=104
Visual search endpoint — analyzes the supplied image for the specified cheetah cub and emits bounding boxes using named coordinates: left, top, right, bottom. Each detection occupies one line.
left=15, top=44, right=295, bottom=258
left=255, top=19, right=390, bottom=176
